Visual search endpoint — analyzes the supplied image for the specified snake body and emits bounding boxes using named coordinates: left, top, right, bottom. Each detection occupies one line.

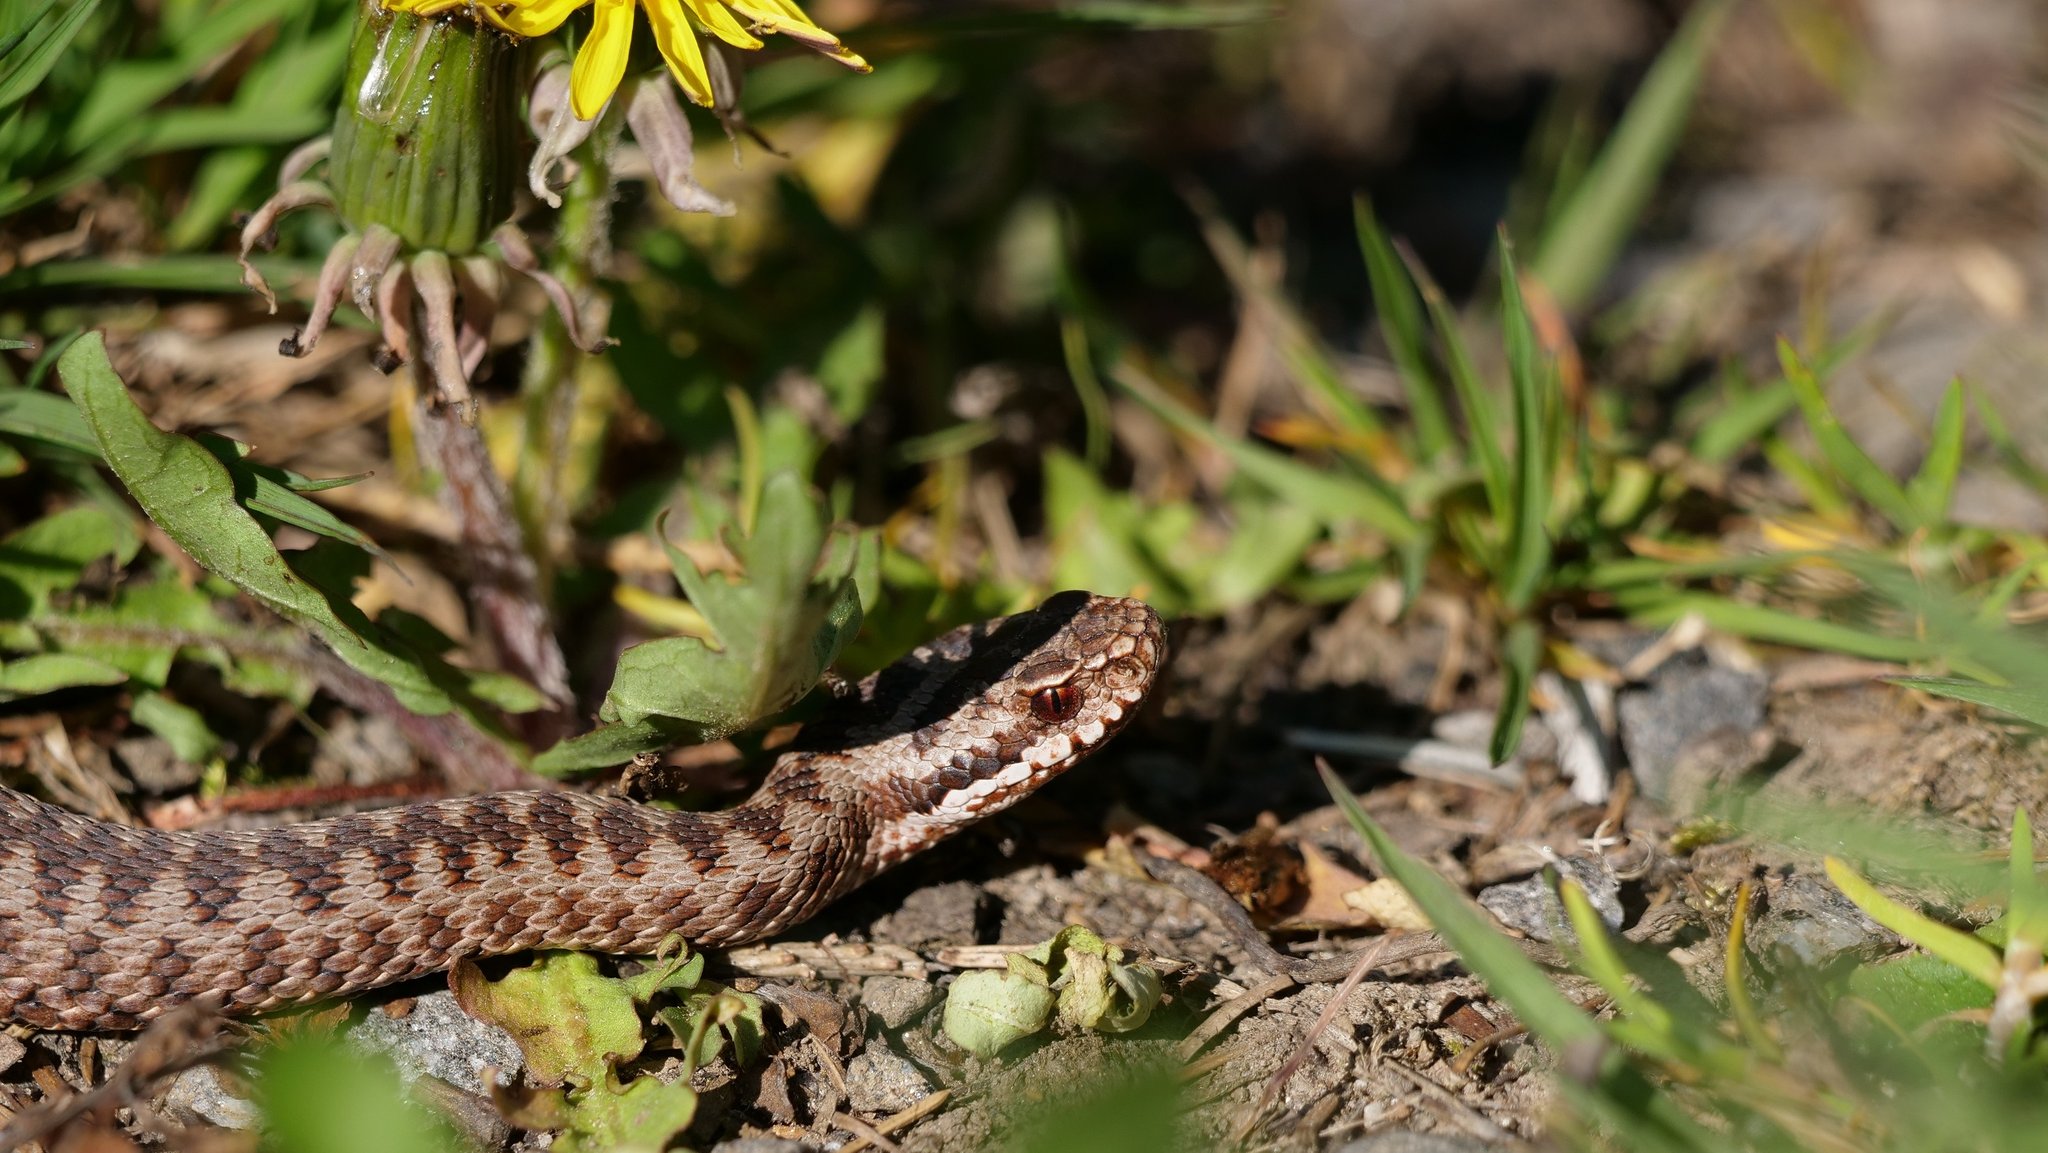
left=0, top=593, right=1164, bottom=1031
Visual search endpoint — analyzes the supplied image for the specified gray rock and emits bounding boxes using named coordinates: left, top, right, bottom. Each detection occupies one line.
left=345, top=990, right=525, bottom=1095
left=163, top=1065, right=258, bottom=1130
left=843, top=1047, right=930, bottom=1115
left=1334, top=1129, right=1505, bottom=1153
left=860, top=976, right=941, bottom=1030
left=1749, top=872, right=1892, bottom=969
left=1618, top=651, right=1768, bottom=807
left=712, top=1139, right=817, bottom=1153
left=1477, top=854, right=1623, bottom=944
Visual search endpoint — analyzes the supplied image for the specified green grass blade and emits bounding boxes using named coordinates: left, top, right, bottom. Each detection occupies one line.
left=1533, top=0, right=1732, bottom=310
left=1320, top=761, right=1599, bottom=1045
left=1354, top=198, right=1453, bottom=460
left=1905, top=378, right=1966, bottom=527
left=1404, top=245, right=1511, bottom=524
left=1489, top=617, right=1541, bottom=764
left=1115, top=361, right=1421, bottom=545
left=1825, top=857, right=2001, bottom=987
left=0, top=0, right=102, bottom=111
left=1498, top=233, right=1553, bottom=613
left=1891, top=677, right=2048, bottom=729
left=1777, top=339, right=1921, bottom=533
left=1184, top=186, right=1386, bottom=442
left=1691, top=371, right=1795, bottom=465
left=1612, top=588, right=1938, bottom=663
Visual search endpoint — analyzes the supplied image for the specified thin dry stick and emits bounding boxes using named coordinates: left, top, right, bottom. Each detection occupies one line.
left=839, top=1088, right=951, bottom=1153
left=1179, top=973, right=1296, bottom=1061
left=1233, top=939, right=1388, bottom=1143
left=832, top=1111, right=903, bottom=1153
left=408, top=290, right=576, bottom=746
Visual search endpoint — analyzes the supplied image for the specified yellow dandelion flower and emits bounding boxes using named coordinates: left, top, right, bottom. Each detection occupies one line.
left=386, top=0, right=868, bottom=120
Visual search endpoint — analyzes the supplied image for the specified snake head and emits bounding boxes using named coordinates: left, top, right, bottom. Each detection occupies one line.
left=803, top=591, right=1166, bottom=871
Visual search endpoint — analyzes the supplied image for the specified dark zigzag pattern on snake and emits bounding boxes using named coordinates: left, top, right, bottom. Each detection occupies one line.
left=0, top=592, right=1164, bottom=1031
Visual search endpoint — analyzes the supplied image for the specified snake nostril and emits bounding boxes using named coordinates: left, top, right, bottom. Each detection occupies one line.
left=1030, top=685, right=1081, bottom=723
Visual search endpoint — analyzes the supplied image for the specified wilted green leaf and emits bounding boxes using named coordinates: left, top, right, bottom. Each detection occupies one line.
left=450, top=952, right=649, bottom=1089
left=551, top=1073, right=699, bottom=1153
left=943, top=968, right=1058, bottom=1058
left=539, top=473, right=868, bottom=772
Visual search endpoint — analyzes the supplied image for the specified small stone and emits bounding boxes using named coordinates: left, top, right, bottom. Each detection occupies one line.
left=163, top=1065, right=258, bottom=1130
left=843, top=1047, right=931, bottom=1115
left=1749, top=872, right=1892, bottom=969
left=1477, top=854, right=1623, bottom=944
left=1617, top=651, right=1768, bottom=807
left=345, top=989, right=524, bottom=1095
left=860, top=976, right=942, bottom=1030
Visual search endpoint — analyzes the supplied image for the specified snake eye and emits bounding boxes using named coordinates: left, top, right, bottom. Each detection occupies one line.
left=1030, top=684, right=1082, bottom=722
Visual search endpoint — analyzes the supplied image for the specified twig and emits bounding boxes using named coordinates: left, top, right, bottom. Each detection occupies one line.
left=1233, top=940, right=1387, bottom=1142
left=0, top=1002, right=233, bottom=1151
left=839, top=1088, right=950, bottom=1153
left=832, top=1111, right=902, bottom=1153
left=1178, top=973, right=1296, bottom=1061
left=1138, top=852, right=1458, bottom=982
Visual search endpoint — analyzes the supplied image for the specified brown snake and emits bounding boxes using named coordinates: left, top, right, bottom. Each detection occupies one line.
left=0, top=593, right=1164, bottom=1031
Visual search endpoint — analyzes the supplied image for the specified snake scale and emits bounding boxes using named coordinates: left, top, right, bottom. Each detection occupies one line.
left=0, top=592, right=1164, bottom=1031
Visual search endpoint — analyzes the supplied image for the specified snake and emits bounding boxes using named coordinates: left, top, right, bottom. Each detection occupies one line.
left=0, top=592, right=1165, bottom=1031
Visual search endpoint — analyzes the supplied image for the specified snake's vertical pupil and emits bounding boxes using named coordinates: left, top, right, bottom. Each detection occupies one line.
left=1031, top=684, right=1081, bottom=722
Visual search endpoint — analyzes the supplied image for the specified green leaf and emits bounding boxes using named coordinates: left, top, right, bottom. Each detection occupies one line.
left=1824, top=857, right=2001, bottom=987
left=192, top=434, right=381, bottom=555
left=0, top=651, right=126, bottom=698
left=131, top=689, right=221, bottom=764
left=1905, top=378, right=1966, bottom=527
left=1186, top=188, right=1385, bottom=440
left=1533, top=0, right=1732, bottom=310
left=1690, top=372, right=1795, bottom=465
left=1044, top=448, right=1182, bottom=612
left=1845, top=951, right=1993, bottom=1033
left=1777, top=340, right=1921, bottom=533
left=1406, top=249, right=1511, bottom=524
left=0, top=0, right=105, bottom=113
left=0, top=385, right=99, bottom=455
left=1892, top=677, right=2048, bottom=729
left=57, top=333, right=497, bottom=722
left=0, top=503, right=135, bottom=617
left=539, top=474, right=868, bottom=772
left=1321, top=762, right=1600, bottom=1045
left=943, top=968, right=1058, bottom=1058
left=816, top=305, right=885, bottom=425
left=1115, top=362, right=1419, bottom=545
left=1354, top=198, right=1453, bottom=460
left=551, top=1073, right=699, bottom=1153
left=1489, top=617, right=1541, bottom=765
left=1498, top=234, right=1554, bottom=613
left=450, top=952, right=650, bottom=1089
left=252, top=1034, right=464, bottom=1153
